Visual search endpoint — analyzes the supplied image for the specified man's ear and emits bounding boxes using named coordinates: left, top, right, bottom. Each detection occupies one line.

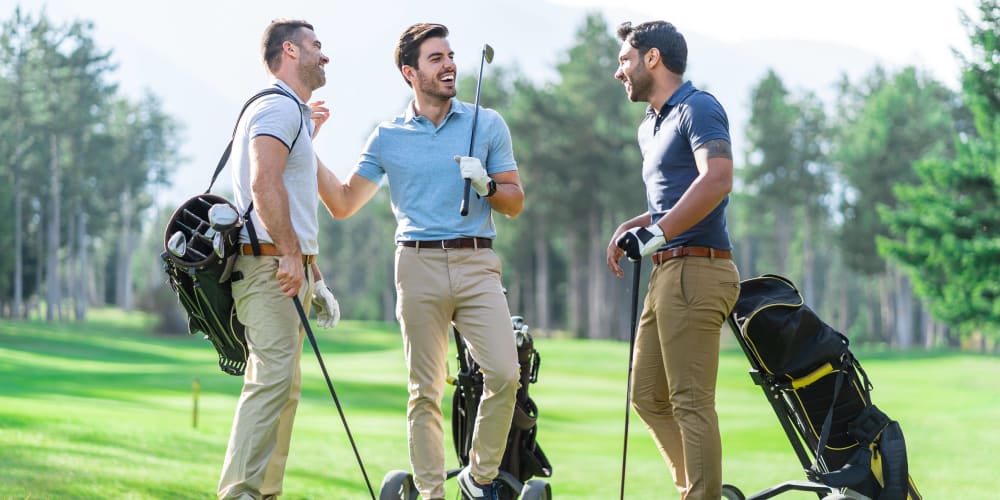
left=645, top=47, right=661, bottom=69
left=283, top=40, right=297, bottom=58
left=401, top=65, right=416, bottom=84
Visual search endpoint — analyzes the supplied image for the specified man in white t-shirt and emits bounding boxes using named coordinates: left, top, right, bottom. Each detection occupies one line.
left=217, top=19, right=341, bottom=499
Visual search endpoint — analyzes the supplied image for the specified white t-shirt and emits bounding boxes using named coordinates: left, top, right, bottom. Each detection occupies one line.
left=231, top=79, right=319, bottom=255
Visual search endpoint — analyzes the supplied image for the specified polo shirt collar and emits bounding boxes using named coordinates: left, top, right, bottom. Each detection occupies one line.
left=270, top=78, right=306, bottom=106
left=647, top=80, right=696, bottom=118
left=404, top=97, right=466, bottom=123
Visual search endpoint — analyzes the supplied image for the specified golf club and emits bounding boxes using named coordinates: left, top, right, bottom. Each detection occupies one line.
left=167, top=231, right=187, bottom=258
left=460, top=43, right=494, bottom=217
left=212, top=231, right=226, bottom=259
left=208, top=203, right=240, bottom=232
left=620, top=258, right=642, bottom=500
left=292, top=295, right=376, bottom=500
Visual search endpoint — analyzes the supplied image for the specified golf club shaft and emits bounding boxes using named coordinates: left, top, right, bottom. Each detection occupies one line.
left=292, top=295, right=376, bottom=500
left=620, top=258, right=642, bottom=500
left=460, top=47, right=488, bottom=217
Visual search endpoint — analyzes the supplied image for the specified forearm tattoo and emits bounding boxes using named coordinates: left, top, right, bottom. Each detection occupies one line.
left=703, top=139, right=732, bottom=160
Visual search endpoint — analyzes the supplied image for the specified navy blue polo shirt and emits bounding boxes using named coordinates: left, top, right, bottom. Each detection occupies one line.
left=639, top=80, right=732, bottom=251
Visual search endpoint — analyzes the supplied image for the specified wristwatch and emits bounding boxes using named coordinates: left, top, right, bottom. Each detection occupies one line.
left=484, top=179, right=498, bottom=198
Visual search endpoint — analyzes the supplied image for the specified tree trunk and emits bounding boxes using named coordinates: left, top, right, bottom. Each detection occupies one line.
left=75, top=211, right=88, bottom=321
left=878, top=274, right=893, bottom=344
left=801, top=210, right=816, bottom=303
left=533, top=219, right=550, bottom=330
left=775, top=208, right=791, bottom=276
left=13, top=162, right=24, bottom=319
left=893, top=269, right=913, bottom=348
left=922, top=307, right=936, bottom=349
left=115, top=190, right=134, bottom=311
left=586, top=211, right=610, bottom=339
left=566, top=232, right=583, bottom=338
left=45, top=134, right=61, bottom=322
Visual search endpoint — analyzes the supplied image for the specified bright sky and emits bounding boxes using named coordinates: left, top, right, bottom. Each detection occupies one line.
left=2, top=0, right=981, bottom=206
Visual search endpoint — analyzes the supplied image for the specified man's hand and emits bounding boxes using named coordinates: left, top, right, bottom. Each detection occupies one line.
left=276, top=254, right=306, bottom=297
left=616, top=223, right=666, bottom=261
left=454, top=155, right=491, bottom=196
left=309, top=100, right=330, bottom=138
left=312, top=279, right=341, bottom=328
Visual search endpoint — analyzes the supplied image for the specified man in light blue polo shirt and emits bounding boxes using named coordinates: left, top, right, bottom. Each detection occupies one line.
left=316, top=22, right=523, bottom=500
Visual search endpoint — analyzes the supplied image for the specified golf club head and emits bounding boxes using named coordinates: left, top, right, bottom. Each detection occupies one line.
left=208, top=203, right=240, bottom=232
left=212, top=231, right=226, bottom=259
left=483, top=44, right=494, bottom=64
left=167, top=231, right=187, bottom=257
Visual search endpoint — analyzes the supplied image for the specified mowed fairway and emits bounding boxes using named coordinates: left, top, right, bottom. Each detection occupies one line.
left=1, top=310, right=998, bottom=499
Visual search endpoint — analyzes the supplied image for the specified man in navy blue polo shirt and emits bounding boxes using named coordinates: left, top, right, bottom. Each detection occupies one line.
left=606, top=20, right=741, bottom=499
left=315, top=23, right=523, bottom=500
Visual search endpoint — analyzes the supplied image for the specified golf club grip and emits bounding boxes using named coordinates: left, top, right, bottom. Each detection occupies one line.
left=460, top=178, right=472, bottom=216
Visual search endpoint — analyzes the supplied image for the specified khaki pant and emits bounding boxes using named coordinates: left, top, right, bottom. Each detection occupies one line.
left=630, top=256, right=739, bottom=500
left=395, top=246, right=519, bottom=499
left=218, top=256, right=314, bottom=500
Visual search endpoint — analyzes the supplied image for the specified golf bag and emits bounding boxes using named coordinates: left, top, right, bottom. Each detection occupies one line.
left=726, top=274, right=921, bottom=500
left=452, top=316, right=552, bottom=499
left=161, top=86, right=303, bottom=376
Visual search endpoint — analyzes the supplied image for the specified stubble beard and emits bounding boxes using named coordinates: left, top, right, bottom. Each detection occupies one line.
left=417, top=69, right=456, bottom=102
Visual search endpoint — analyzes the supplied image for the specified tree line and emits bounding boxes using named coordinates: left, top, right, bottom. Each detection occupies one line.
left=0, top=7, right=179, bottom=321
left=3, top=3, right=997, bottom=352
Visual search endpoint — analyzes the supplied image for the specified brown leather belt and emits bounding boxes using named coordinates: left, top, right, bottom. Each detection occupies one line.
left=240, top=243, right=316, bottom=265
left=652, top=246, right=732, bottom=265
left=397, top=237, right=492, bottom=250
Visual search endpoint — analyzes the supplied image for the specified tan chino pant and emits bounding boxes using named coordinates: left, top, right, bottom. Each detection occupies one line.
left=218, top=256, right=314, bottom=500
left=630, top=255, right=739, bottom=500
left=395, top=246, right=519, bottom=499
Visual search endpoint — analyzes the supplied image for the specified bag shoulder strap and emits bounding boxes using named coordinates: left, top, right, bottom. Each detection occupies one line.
left=207, top=86, right=306, bottom=256
left=206, top=86, right=306, bottom=193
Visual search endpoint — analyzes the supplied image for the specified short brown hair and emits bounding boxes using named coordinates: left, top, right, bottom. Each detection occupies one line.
left=394, top=23, right=449, bottom=87
left=261, top=19, right=314, bottom=73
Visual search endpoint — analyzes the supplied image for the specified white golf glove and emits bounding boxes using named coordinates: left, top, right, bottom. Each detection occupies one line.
left=616, top=223, right=666, bottom=261
left=454, top=155, right=491, bottom=196
left=312, top=280, right=341, bottom=328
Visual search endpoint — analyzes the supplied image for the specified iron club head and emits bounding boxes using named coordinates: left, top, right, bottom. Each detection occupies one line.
left=212, top=231, right=226, bottom=259
left=167, top=231, right=187, bottom=257
left=483, top=44, right=494, bottom=64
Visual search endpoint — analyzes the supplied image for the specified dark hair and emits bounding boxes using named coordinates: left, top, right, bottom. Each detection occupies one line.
left=616, top=21, right=687, bottom=75
left=261, top=19, right=314, bottom=73
left=394, top=23, right=449, bottom=86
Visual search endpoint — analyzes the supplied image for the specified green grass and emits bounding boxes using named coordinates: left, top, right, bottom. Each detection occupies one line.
left=1, top=311, right=998, bottom=499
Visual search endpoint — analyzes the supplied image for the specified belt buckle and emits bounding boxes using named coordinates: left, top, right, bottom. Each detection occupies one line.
left=441, top=239, right=457, bottom=250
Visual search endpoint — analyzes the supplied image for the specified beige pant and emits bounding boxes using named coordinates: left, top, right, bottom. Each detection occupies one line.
left=395, top=246, right=519, bottom=499
left=218, top=256, right=314, bottom=500
left=630, top=256, right=739, bottom=500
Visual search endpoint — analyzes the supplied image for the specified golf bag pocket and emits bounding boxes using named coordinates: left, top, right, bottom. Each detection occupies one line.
left=162, top=193, right=248, bottom=376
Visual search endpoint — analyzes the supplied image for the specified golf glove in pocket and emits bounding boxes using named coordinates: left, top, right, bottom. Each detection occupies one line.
left=455, top=155, right=491, bottom=196
left=312, top=279, right=341, bottom=328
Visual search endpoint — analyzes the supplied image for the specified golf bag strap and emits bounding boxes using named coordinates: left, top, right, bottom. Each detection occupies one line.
left=206, top=86, right=306, bottom=257
left=206, top=86, right=306, bottom=193
left=807, top=355, right=850, bottom=481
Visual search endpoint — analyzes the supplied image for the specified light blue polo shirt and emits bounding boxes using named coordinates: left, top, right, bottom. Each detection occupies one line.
left=352, top=98, right=518, bottom=241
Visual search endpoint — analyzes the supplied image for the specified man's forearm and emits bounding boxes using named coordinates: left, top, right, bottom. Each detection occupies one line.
left=253, top=180, right=301, bottom=257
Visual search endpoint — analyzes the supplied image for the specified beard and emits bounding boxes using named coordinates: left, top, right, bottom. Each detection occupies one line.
left=300, top=60, right=326, bottom=91
left=625, top=65, right=653, bottom=103
left=415, top=68, right=457, bottom=101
